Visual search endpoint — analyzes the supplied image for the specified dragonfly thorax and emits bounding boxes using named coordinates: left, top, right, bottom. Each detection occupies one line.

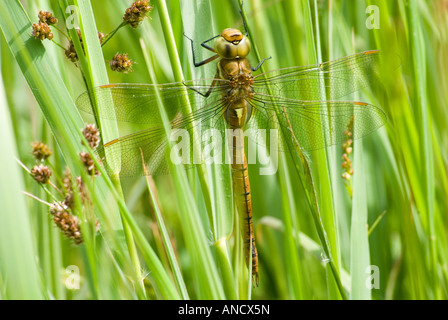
left=227, top=72, right=254, bottom=101
left=219, top=58, right=254, bottom=99
left=218, top=57, right=255, bottom=128
left=229, top=73, right=254, bottom=88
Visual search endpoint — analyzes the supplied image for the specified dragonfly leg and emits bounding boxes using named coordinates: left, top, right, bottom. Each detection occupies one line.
left=251, top=56, right=272, bottom=72
left=239, top=0, right=249, bottom=37
left=183, top=32, right=220, bottom=67
left=183, top=72, right=219, bottom=98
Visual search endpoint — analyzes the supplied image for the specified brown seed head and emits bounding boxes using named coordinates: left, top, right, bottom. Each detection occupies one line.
left=341, top=116, right=355, bottom=182
left=79, top=152, right=100, bottom=176
left=82, top=124, right=101, bottom=149
left=65, top=29, right=105, bottom=62
left=32, top=22, right=53, bottom=41
left=63, top=168, right=87, bottom=209
left=109, top=53, right=134, bottom=73
left=49, top=202, right=83, bottom=245
left=31, top=141, right=52, bottom=161
left=97, top=32, right=105, bottom=43
left=38, top=10, right=58, bottom=25
left=123, top=0, right=152, bottom=28
left=31, top=164, right=52, bottom=184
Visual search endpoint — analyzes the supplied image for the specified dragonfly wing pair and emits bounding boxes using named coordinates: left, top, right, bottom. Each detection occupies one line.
left=75, top=51, right=387, bottom=176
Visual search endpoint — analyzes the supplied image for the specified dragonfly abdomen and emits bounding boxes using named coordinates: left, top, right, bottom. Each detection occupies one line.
left=230, top=127, right=259, bottom=286
left=225, top=99, right=253, bottom=128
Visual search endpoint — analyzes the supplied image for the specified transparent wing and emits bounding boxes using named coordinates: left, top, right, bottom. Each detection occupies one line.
left=95, top=102, right=228, bottom=176
left=249, top=94, right=387, bottom=151
left=253, top=50, right=381, bottom=101
left=75, top=79, right=230, bottom=125
left=75, top=80, right=231, bottom=176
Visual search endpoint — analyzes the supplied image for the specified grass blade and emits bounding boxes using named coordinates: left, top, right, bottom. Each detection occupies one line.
left=0, top=60, right=44, bottom=300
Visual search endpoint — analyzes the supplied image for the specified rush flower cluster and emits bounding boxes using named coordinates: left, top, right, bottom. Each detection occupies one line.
left=31, top=10, right=57, bottom=41
left=123, top=0, right=153, bottom=28
left=109, top=53, right=134, bottom=73
left=26, top=123, right=102, bottom=245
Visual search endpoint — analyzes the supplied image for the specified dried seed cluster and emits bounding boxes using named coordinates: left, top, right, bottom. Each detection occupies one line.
left=79, top=123, right=101, bottom=176
left=109, top=53, right=134, bottom=73
left=32, top=6, right=150, bottom=73
left=38, top=10, right=58, bottom=25
left=341, top=116, right=354, bottom=181
left=26, top=124, right=103, bottom=245
left=123, top=0, right=153, bottom=28
left=32, top=10, right=57, bottom=41
left=82, top=124, right=101, bottom=149
left=31, top=164, right=52, bottom=184
left=31, top=141, right=52, bottom=161
left=50, top=203, right=83, bottom=245
left=65, top=29, right=105, bottom=62
left=62, top=167, right=86, bottom=210
left=32, top=22, right=53, bottom=41
left=79, top=152, right=100, bottom=176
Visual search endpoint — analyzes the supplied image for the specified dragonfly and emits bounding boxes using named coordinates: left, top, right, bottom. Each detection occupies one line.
left=76, top=5, right=386, bottom=287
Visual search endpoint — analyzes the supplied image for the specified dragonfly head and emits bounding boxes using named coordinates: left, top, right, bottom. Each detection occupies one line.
left=215, top=28, right=251, bottom=60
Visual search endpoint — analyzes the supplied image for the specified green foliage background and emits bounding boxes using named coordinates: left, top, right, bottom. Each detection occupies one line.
left=0, top=0, right=447, bottom=300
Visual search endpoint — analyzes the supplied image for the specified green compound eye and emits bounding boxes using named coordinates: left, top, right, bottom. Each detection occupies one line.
left=215, top=28, right=251, bottom=59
